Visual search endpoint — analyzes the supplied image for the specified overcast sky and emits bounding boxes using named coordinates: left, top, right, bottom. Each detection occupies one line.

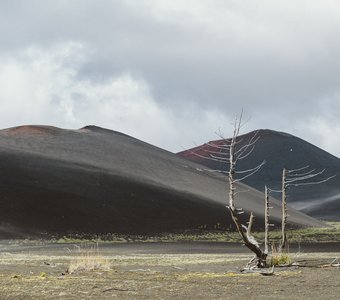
left=1, top=0, right=340, bottom=156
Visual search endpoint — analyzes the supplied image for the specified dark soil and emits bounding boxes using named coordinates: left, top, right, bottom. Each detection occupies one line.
left=0, top=241, right=340, bottom=299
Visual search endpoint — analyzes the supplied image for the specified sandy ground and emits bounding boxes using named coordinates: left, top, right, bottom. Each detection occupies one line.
left=0, top=242, right=340, bottom=299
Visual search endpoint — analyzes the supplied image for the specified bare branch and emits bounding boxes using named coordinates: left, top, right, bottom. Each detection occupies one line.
left=285, top=169, right=325, bottom=183
left=235, top=160, right=265, bottom=182
left=287, top=168, right=316, bottom=178
left=236, top=162, right=265, bottom=174
left=203, top=169, right=229, bottom=174
left=247, top=212, right=254, bottom=237
left=201, top=148, right=225, bottom=155
left=205, top=141, right=231, bottom=150
left=235, top=137, right=259, bottom=161
left=208, top=154, right=230, bottom=161
left=214, top=127, right=225, bottom=139
left=235, top=131, right=259, bottom=156
left=236, top=144, right=255, bottom=161
left=246, top=212, right=260, bottom=247
left=235, top=130, right=260, bottom=163
left=286, top=165, right=309, bottom=173
left=236, top=109, right=243, bottom=135
left=188, top=150, right=229, bottom=163
left=213, top=137, right=246, bottom=148
left=288, top=175, right=336, bottom=187
left=234, top=138, right=245, bottom=145
left=268, top=188, right=282, bottom=193
left=234, top=189, right=251, bottom=196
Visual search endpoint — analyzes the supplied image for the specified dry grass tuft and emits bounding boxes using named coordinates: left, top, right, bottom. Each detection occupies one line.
left=271, top=253, right=292, bottom=266
left=270, top=244, right=292, bottom=266
left=68, top=244, right=111, bottom=274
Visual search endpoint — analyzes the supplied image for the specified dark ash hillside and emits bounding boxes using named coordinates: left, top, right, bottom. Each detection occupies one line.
left=0, top=125, right=325, bottom=239
left=178, top=129, right=340, bottom=220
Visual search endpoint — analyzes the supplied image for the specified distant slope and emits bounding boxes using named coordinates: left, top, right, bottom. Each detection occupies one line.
left=178, top=129, right=340, bottom=220
left=0, top=125, right=325, bottom=239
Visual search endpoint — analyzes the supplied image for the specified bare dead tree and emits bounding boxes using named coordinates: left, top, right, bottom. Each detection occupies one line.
left=280, top=166, right=336, bottom=250
left=190, top=112, right=267, bottom=268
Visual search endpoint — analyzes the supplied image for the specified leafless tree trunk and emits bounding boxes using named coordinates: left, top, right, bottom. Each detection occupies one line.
left=264, top=185, right=270, bottom=255
left=281, top=168, right=288, bottom=250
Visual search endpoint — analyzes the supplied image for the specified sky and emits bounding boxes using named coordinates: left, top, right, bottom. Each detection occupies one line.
left=1, top=0, right=340, bottom=156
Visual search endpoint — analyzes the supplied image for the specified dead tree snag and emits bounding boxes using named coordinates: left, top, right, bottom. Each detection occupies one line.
left=280, top=166, right=335, bottom=250
left=190, top=112, right=267, bottom=268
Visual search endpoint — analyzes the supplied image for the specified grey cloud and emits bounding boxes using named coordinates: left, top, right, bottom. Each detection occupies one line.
left=0, top=0, right=340, bottom=155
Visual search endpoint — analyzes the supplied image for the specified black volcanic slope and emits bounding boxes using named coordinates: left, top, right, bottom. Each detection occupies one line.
left=0, top=126, right=324, bottom=239
left=178, top=129, right=340, bottom=220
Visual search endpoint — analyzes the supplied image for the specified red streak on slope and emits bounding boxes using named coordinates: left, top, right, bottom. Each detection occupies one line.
left=2, top=125, right=62, bottom=137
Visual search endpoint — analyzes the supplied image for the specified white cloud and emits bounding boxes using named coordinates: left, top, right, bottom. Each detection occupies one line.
left=296, top=117, right=340, bottom=157
left=0, top=42, right=231, bottom=152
